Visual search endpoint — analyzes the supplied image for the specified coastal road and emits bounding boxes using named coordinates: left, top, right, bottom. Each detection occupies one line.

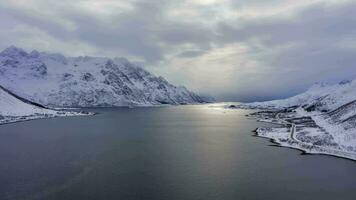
left=275, top=112, right=356, bottom=159
left=275, top=112, right=297, bottom=141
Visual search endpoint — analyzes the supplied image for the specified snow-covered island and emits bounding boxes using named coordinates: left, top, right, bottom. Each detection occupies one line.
left=228, top=80, right=356, bottom=160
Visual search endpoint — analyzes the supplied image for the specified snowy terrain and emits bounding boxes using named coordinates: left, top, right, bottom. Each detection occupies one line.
left=0, top=85, right=90, bottom=125
left=228, top=80, right=356, bottom=160
left=0, top=46, right=208, bottom=107
left=245, top=80, right=356, bottom=111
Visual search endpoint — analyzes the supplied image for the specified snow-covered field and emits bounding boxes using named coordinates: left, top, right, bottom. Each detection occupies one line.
left=228, top=80, right=356, bottom=160
left=0, top=85, right=91, bottom=125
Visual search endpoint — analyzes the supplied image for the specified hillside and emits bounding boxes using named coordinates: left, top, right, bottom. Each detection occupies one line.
left=0, top=85, right=87, bottom=124
left=230, top=79, right=356, bottom=160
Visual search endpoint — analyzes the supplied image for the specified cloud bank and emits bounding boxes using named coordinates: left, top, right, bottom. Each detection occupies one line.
left=1, top=0, right=356, bottom=101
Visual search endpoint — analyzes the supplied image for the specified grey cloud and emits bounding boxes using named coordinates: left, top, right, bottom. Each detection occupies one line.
left=177, top=50, right=207, bottom=58
left=0, top=0, right=216, bottom=62
left=1, top=0, right=356, bottom=101
left=210, top=1, right=356, bottom=101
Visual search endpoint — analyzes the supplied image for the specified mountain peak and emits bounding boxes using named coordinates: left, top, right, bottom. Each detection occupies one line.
left=339, top=79, right=351, bottom=85
left=0, top=46, right=28, bottom=58
left=310, top=81, right=329, bottom=89
left=29, top=50, right=40, bottom=58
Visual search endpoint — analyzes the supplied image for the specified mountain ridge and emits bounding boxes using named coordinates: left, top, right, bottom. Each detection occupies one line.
left=0, top=46, right=209, bottom=107
left=246, top=79, right=356, bottom=111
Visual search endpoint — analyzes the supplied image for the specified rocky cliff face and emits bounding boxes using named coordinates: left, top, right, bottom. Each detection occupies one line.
left=0, top=46, right=207, bottom=107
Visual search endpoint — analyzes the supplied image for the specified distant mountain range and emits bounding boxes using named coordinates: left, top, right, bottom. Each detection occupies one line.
left=0, top=46, right=209, bottom=107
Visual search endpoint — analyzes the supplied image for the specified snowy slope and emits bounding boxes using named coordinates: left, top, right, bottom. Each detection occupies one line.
left=0, top=46, right=207, bottom=107
left=0, top=84, right=89, bottom=125
left=247, top=80, right=356, bottom=111
left=0, top=85, right=55, bottom=116
left=312, top=100, right=356, bottom=147
left=327, top=100, right=356, bottom=125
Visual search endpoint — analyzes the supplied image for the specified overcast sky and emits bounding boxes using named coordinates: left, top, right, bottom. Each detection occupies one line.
left=1, top=0, right=356, bottom=101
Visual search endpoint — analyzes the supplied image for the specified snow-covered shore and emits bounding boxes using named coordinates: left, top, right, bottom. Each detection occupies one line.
left=252, top=110, right=356, bottom=161
left=0, top=111, right=92, bottom=125
left=227, top=79, right=356, bottom=161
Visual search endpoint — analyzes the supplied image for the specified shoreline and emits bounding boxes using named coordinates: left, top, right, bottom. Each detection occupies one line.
left=0, top=103, right=212, bottom=126
left=227, top=104, right=356, bottom=161
left=0, top=112, right=95, bottom=126
left=252, top=124, right=356, bottom=162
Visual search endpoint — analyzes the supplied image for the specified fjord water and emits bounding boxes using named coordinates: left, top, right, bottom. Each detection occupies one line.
left=0, top=105, right=355, bottom=200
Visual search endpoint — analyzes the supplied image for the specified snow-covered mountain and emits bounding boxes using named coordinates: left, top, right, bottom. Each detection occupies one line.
left=0, top=46, right=207, bottom=107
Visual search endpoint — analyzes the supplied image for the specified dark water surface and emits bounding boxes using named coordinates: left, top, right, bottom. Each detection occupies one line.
left=0, top=105, right=355, bottom=200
